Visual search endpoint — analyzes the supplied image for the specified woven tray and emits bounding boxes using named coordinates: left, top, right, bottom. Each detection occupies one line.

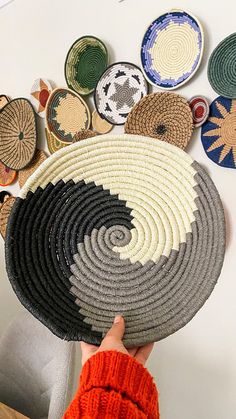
left=141, top=10, right=203, bottom=89
left=208, top=33, right=236, bottom=99
left=125, top=92, right=193, bottom=149
left=65, top=36, right=108, bottom=96
left=46, top=88, right=91, bottom=143
left=94, top=62, right=148, bottom=125
left=201, top=96, right=236, bottom=168
left=5, top=134, right=225, bottom=346
left=0, top=98, right=37, bottom=170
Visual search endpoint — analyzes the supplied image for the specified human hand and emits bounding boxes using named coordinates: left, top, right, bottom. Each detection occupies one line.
left=80, top=315, right=154, bottom=366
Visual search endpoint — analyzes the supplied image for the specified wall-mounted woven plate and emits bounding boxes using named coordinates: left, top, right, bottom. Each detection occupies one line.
left=0, top=161, right=17, bottom=186
left=46, top=88, right=91, bottom=143
left=189, top=96, right=209, bottom=128
left=94, top=62, right=148, bottom=125
left=65, top=36, right=108, bottom=96
left=30, top=78, right=53, bottom=118
left=5, top=134, right=225, bottom=346
left=141, top=10, right=203, bottom=89
left=92, top=110, right=113, bottom=134
left=201, top=96, right=236, bottom=168
left=125, top=93, right=193, bottom=149
left=18, top=149, right=48, bottom=188
left=0, top=98, right=37, bottom=170
left=208, top=33, right=236, bottom=99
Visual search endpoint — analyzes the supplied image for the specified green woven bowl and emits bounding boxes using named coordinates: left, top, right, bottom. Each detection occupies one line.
left=208, top=33, right=236, bottom=98
left=65, top=35, right=108, bottom=96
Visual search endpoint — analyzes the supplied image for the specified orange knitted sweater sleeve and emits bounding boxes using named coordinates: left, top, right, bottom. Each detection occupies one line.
left=63, top=350, right=159, bottom=419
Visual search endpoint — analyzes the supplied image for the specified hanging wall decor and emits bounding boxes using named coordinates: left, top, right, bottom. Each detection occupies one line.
left=189, top=96, right=209, bottom=128
left=0, top=98, right=37, bottom=170
left=208, top=33, right=236, bottom=99
left=201, top=96, right=236, bottom=168
left=125, top=92, right=193, bottom=149
left=0, top=161, right=17, bottom=186
left=141, top=10, right=203, bottom=89
left=45, top=88, right=91, bottom=144
left=5, top=134, right=225, bottom=346
left=94, top=62, right=148, bottom=125
left=65, top=36, right=108, bottom=96
left=18, top=149, right=48, bottom=188
left=30, top=78, right=53, bottom=118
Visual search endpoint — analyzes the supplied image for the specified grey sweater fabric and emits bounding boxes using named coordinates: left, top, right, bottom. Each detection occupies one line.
left=0, top=311, right=76, bottom=419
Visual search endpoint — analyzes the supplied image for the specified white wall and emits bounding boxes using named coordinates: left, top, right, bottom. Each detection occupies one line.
left=0, top=1, right=235, bottom=418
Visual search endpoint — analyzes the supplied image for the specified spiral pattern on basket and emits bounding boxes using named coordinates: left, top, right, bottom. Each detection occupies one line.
left=65, top=36, right=108, bottom=96
left=5, top=134, right=225, bottom=346
left=141, top=10, right=203, bottom=89
left=208, top=33, right=236, bottom=99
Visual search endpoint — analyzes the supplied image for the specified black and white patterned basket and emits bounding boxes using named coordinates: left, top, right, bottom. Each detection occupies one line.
left=5, top=134, right=225, bottom=346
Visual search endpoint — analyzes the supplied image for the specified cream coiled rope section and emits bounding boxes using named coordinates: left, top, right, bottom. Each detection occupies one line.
left=5, top=134, right=225, bottom=346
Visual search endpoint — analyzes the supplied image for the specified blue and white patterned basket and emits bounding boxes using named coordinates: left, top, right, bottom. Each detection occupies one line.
left=141, top=10, right=204, bottom=90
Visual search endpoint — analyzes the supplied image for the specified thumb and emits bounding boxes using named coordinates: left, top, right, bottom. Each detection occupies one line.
left=105, top=315, right=125, bottom=340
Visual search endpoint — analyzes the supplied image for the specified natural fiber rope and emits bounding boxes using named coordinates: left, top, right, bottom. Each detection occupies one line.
left=94, top=62, right=148, bottom=125
left=65, top=36, right=108, bottom=96
left=5, top=134, right=225, bottom=346
left=208, top=33, right=236, bottom=99
left=0, top=99, right=37, bottom=170
left=125, top=93, right=193, bottom=149
left=141, top=10, right=204, bottom=89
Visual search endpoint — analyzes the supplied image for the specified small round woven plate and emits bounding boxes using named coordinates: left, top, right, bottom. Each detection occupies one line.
left=0, top=196, right=15, bottom=239
left=46, top=88, right=91, bottom=143
left=92, top=110, right=113, bottom=134
left=94, top=62, right=148, bottom=125
left=208, top=33, right=236, bottom=98
left=0, top=98, right=37, bottom=170
left=65, top=36, right=108, bottom=96
left=189, top=96, right=209, bottom=128
left=125, top=92, right=193, bottom=149
left=0, top=161, right=17, bottom=186
left=30, top=78, right=53, bottom=118
left=141, top=10, right=204, bottom=89
left=18, top=149, right=48, bottom=188
left=201, top=96, right=236, bottom=168
left=5, top=134, right=225, bottom=346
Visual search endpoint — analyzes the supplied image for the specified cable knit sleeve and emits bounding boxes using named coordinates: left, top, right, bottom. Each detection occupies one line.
left=63, top=350, right=159, bottom=419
